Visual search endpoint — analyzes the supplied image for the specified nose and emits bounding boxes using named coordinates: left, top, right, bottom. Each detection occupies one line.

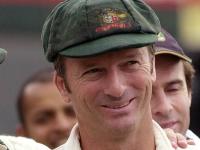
left=151, top=90, right=173, bottom=117
left=103, top=69, right=126, bottom=98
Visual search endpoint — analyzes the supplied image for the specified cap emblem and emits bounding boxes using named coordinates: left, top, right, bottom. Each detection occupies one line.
left=95, top=8, right=132, bottom=33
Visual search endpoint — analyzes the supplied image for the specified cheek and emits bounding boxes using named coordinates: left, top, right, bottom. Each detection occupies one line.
left=25, top=118, right=51, bottom=136
left=27, top=125, right=49, bottom=140
left=175, top=97, right=191, bottom=132
left=130, top=70, right=153, bottom=91
left=73, top=79, right=101, bottom=97
left=129, top=71, right=153, bottom=106
left=173, top=93, right=190, bottom=108
left=178, top=99, right=190, bottom=115
left=171, top=95, right=191, bottom=121
left=69, top=82, right=100, bottom=113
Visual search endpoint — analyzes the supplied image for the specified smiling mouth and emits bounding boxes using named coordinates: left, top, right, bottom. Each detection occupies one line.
left=102, top=99, right=134, bottom=109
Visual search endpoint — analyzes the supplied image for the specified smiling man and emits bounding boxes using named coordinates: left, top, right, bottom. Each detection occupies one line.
left=41, top=0, right=197, bottom=150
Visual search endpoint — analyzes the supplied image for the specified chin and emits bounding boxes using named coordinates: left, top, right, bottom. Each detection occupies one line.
left=107, top=118, right=135, bottom=133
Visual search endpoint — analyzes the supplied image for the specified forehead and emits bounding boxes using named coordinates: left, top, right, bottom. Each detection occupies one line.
left=24, top=82, right=60, bottom=98
left=155, top=55, right=183, bottom=69
left=155, top=55, right=185, bottom=82
left=23, top=82, right=67, bottom=110
left=65, top=47, right=150, bottom=65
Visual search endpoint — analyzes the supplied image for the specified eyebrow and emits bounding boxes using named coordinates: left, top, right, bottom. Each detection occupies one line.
left=34, top=109, right=54, bottom=116
left=77, top=50, right=143, bottom=68
left=165, top=79, right=183, bottom=87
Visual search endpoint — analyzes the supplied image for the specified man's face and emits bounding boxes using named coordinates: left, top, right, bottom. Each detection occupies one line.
left=151, top=55, right=191, bottom=135
left=20, top=82, right=77, bottom=149
left=56, top=47, right=155, bottom=137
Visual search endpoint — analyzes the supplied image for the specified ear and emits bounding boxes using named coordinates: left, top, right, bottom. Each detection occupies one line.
left=53, top=71, right=71, bottom=103
left=15, top=124, right=27, bottom=136
left=151, top=57, right=156, bottom=82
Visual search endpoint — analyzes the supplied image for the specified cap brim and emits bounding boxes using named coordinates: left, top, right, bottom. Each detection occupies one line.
left=0, top=48, right=7, bottom=64
left=60, top=33, right=157, bottom=57
left=155, top=48, right=192, bottom=63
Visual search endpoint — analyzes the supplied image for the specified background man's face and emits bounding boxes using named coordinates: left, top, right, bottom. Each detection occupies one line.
left=151, top=55, right=191, bottom=134
left=19, top=82, right=76, bottom=149
left=56, top=47, right=156, bottom=137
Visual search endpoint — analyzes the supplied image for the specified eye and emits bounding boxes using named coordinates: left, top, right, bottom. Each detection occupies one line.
left=166, top=87, right=178, bottom=92
left=34, top=111, right=53, bottom=125
left=127, top=60, right=138, bottom=65
left=122, top=60, right=140, bottom=70
left=83, top=68, right=102, bottom=75
left=34, top=115, right=50, bottom=125
left=81, top=67, right=104, bottom=80
left=166, top=83, right=182, bottom=93
left=82, top=68, right=103, bottom=76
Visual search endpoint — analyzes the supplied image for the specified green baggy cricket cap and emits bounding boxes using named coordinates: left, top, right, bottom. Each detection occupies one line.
left=42, top=0, right=161, bottom=62
left=0, top=48, right=7, bottom=64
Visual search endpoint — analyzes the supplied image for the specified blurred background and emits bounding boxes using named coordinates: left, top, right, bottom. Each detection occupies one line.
left=0, top=0, right=199, bottom=136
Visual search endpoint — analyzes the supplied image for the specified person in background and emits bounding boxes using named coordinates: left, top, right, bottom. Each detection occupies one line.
left=16, top=67, right=77, bottom=149
left=151, top=29, right=200, bottom=147
left=41, top=0, right=197, bottom=149
left=0, top=49, right=50, bottom=150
